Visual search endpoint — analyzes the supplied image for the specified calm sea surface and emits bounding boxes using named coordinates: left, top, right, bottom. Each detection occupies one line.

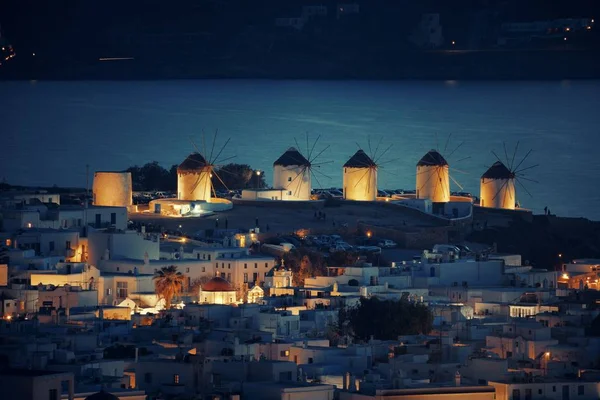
left=1, top=80, right=599, bottom=219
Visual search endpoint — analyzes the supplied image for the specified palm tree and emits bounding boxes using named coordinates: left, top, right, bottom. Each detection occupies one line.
left=153, top=266, right=186, bottom=309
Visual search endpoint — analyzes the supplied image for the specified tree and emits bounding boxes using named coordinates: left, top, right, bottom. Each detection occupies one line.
left=126, top=162, right=175, bottom=191
left=338, top=297, right=433, bottom=341
left=153, top=266, right=186, bottom=309
left=188, top=276, right=213, bottom=296
left=212, top=163, right=267, bottom=190
left=283, top=248, right=327, bottom=286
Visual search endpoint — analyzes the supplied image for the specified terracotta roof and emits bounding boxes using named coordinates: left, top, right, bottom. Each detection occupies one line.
left=344, top=150, right=376, bottom=168
left=482, top=161, right=513, bottom=179
left=178, top=152, right=208, bottom=171
left=273, top=147, right=310, bottom=167
left=202, top=276, right=234, bottom=292
left=417, top=150, right=448, bottom=167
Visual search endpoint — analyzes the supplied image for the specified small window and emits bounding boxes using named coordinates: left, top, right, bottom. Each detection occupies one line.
left=215, top=262, right=218, bottom=268
left=244, top=263, right=247, bottom=269
left=578, top=385, right=585, bottom=395
left=254, top=263, right=258, bottom=269
left=288, top=191, right=292, bottom=195
left=66, top=241, right=71, bottom=250
left=106, top=288, right=112, bottom=295
left=552, top=386, right=556, bottom=392
left=265, top=263, right=268, bottom=268
left=222, top=262, right=225, bottom=268
left=308, top=357, right=314, bottom=364
left=538, top=389, right=542, bottom=395
left=49, top=241, right=55, bottom=251
left=244, top=273, right=248, bottom=283
left=228, top=263, right=231, bottom=269
left=288, top=177, right=292, bottom=182
left=202, top=267, right=206, bottom=272
left=110, top=212, right=116, bottom=224
left=186, top=268, right=190, bottom=273
left=512, top=389, right=521, bottom=400
left=49, top=388, right=58, bottom=400
left=174, top=374, right=180, bottom=384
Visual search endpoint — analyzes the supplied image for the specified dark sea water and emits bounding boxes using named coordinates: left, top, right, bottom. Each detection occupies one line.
left=1, top=80, right=599, bottom=219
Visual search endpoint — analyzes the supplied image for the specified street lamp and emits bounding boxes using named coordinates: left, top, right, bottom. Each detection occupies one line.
left=255, top=170, right=262, bottom=190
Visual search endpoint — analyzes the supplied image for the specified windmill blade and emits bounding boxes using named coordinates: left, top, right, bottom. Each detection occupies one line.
left=294, top=137, right=302, bottom=156
left=512, top=149, right=533, bottom=172
left=311, top=161, right=334, bottom=166
left=516, top=176, right=539, bottom=184
left=312, top=167, right=332, bottom=180
left=492, top=180, right=509, bottom=201
left=503, top=142, right=510, bottom=168
left=288, top=166, right=307, bottom=189
left=311, top=168, right=325, bottom=189
left=306, top=132, right=310, bottom=161
left=308, top=134, right=321, bottom=162
left=213, top=155, right=237, bottom=167
left=449, top=174, right=464, bottom=191
left=516, top=178, right=533, bottom=198
left=377, top=167, right=398, bottom=177
left=514, top=164, right=539, bottom=174
left=190, top=175, right=203, bottom=193
left=455, top=156, right=471, bottom=163
left=417, top=167, right=437, bottom=192
left=491, top=150, right=505, bottom=166
left=213, top=170, right=231, bottom=192
left=435, top=133, right=440, bottom=153
left=449, top=167, right=469, bottom=175
left=309, top=144, right=330, bottom=164
left=212, top=137, right=231, bottom=165
left=209, top=129, right=219, bottom=164
left=447, top=140, right=465, bottom=159
left=202, top=129, right=208, bottom=163
left=189, top=136, right=202, bottom=155
left=372, top=136, right=384, bottom=162
left=510, top=141, right=520, bottom=171
left=354, top=168, right=371, bottom=189
left=443, top=133, right=452, bottom=155
left=293, top=167, right=306, bottom=197
left=308, top=135, right=321, bottom=162
left=378, top=156, right=405, bottom=166
left=373, top=143, right=393, bottom=165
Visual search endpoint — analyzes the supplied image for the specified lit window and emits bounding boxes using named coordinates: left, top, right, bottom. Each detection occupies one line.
left=174, top=374, right=180, bottom=384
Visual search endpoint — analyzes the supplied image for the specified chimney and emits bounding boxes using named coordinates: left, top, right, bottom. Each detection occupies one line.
left=454, top=371, right=461, bottom=386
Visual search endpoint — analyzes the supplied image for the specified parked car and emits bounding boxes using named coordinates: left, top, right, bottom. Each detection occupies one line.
left=356, top=245, right=382, bottom=255
left=377, top=239, right=397, bottom=248
left=330, top=242, right=353, bottom=253
left=377, top=190, right=391, bottom=198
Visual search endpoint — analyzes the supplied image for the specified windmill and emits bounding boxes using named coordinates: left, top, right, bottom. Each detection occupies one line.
left=177, top=130, right=234, bottom=202
left=480, top=142, right=538, bottom=210
left=416, top=135, right=469, bottom=203
left=272, top=134, right=331, bottom=201
left=343, top=137, right=396, bottom=201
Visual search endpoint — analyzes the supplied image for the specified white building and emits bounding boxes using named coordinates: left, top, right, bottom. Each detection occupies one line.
left=480, top=161, right=516, bottom=210
left=416, top=150, right=450, bottom=203
left=199, top=276, right=237, bottom=304
left=87, top=229, right=160, bottom=266
left=92, top=171, right=133, bottom=210
left=272, top=147, right=312, bottom=201
left=177, top=152, right=212, bottom=202
left=343, top=150, right=377, bottom=201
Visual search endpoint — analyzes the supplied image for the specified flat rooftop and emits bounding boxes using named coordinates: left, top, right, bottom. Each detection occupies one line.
left=0, top=368, right=72, bottom=377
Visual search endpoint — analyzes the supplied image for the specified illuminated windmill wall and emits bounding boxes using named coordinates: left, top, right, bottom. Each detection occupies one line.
left=343, top=150, right=377, bottom=201
left=480, top=143, right=537, bottom=210
left=272, top=147, right=312, bottom=201
left=480, top=161, right=515, bottom=209
left=177, top=152, right=212, bottom=202
left=416, top=150, right=450, bottom=203
left=92, top=171, right=133, bottom=208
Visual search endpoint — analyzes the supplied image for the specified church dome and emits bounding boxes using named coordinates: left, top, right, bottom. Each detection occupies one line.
left=84, top=389, right=119, bottom=400
left=202, top=277, right=234, bottom=292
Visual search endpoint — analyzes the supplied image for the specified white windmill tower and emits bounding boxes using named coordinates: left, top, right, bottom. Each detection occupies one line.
left=272, top=134, right=330, bottom=201
left=416, top=149, right=451, bottom=203
left=273, top=148, right=312, bottom=200
left=343, top=150, right=377, bottom=201
left=177, top=131, right=233, bottom=202
left=480, top=142, right=537, bottom=210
